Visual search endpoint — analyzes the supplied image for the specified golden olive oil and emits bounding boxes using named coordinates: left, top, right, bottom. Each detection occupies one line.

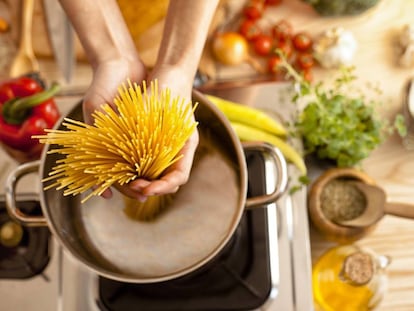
left=313, top=245, right=389, bottom=311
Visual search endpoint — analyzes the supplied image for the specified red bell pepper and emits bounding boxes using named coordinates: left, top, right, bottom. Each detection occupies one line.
left=0, top=76, right=60, bottom=161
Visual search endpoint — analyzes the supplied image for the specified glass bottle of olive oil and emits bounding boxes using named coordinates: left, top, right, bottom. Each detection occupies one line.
left=313, top=245, right=391, bottom=311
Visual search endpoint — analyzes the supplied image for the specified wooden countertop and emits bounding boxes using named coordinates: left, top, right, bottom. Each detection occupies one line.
left=205, top=0, right=414, bottom=309
left=261, top=1, right=414, bottom=310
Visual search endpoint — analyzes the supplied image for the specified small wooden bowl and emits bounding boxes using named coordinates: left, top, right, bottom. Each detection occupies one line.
left=308, top=167, right=378, bottom=244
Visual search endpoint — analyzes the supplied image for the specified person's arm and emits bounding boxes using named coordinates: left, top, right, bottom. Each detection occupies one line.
left=58, top=0, right=146, bottom=124
left=151, top=0, right=220, bottom=90
left=58, top=0, right=219, bottom=200
left=137, top=0, right=220, bottom=197
left=58, top=0, right=139, bottom=68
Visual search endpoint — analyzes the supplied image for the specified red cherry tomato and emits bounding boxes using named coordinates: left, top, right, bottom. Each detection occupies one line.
left=296, top=52, right=315, bottom=70
left=271, top=20, right=293, bottom=42
left=292, top=32, right=313, bottom=52
left=243, top=0, right=265, bottom=20
left=265, top=0, right=282, bottom=5
left=253, top=34, right=273, bottom=56
left=267, top=55, right=283, bottom=74
left=239, top=19, right=262, bottom=42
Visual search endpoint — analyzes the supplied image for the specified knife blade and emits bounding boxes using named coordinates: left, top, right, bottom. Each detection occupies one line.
left=42, top=0, right=75, bottom=83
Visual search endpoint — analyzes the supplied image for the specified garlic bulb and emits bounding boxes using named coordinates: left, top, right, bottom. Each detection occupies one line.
left=313, top=27, right=358, bottom=69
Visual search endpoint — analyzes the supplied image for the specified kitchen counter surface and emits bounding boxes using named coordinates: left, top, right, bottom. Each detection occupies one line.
left=195, top=0, right=414, bottom=307
left=263, top=1, right=414, bottom=310
left=3, top=0, right=414, bottom=310
left=207, top=0, right=414, bottom=309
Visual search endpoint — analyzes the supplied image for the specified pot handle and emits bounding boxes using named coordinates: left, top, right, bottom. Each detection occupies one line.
left=5, top=160, right=47, bottom=227
left=243, top=142, right=288, bottom=209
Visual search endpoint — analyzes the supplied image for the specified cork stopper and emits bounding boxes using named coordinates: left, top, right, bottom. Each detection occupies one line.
left=341, top=251, right=374, bottom=285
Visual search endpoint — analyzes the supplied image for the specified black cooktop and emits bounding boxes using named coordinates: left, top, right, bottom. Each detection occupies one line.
left=0, top=199, right=51, bottom=279
left=97, top=150, right=273, bottom=311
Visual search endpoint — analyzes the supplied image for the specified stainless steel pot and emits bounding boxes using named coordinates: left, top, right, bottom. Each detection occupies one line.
left=5, top=90, right=288, bottom=283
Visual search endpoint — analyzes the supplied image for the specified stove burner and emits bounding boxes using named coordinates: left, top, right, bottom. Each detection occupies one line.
left=97, top=150, right=273, bottom=311
left=0, top=199, right=51, bottom=279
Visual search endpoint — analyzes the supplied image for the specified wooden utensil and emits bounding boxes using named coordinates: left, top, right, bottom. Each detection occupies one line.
left=337, top=181, right=414, bottom=228
left=308, top=167, right=379, bottom=244
left=9, top=0, right=39, bottom=77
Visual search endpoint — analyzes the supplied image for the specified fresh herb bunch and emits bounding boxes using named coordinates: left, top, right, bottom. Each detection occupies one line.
left=278, top=52, right=406, bottom=167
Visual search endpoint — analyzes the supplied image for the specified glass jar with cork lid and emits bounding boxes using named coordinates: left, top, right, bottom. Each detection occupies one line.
left=312, top=244, right=391, bottom=311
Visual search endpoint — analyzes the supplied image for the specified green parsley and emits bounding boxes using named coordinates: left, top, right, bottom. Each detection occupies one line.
left=278, top=52, right=406, bottom=168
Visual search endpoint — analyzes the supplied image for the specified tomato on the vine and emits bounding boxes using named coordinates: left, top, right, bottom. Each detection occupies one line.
left=296, top=52, right=315, bottom=70
left=292, top=32, right=313, bottom=51
left=239, top=19, right=262, bottom=42
left=243, top=0, right=265, bottom=20
left=274, top=39, right=293, bottom=59
left=253, top=34, right=273, bottom=56
left=271, top=20, right=293, bottom=42
left=212, top=2, right=316, bottom=80
left=267, top=55, right=283, bottom=74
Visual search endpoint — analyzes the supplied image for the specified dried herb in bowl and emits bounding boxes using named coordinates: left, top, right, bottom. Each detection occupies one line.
left=320, top=179, right=367, bottom=223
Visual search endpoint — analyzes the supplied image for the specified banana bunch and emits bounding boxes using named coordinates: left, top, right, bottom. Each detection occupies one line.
left=206, top=94, right=307, bottom=175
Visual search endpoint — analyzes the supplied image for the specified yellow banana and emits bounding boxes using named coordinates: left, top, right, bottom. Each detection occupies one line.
left=206, top=94, right=287, bottom=137
left=231, top=122, right=307, bottom=175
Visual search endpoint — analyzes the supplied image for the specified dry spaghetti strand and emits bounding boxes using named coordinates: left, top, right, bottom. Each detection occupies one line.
left=34, top=79, right=198, bottom=205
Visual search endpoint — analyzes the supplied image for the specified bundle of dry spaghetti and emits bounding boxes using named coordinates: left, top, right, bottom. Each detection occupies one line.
left=123, top=194, right=174, bottom=221
left=35, top=80, right=198, bottom=208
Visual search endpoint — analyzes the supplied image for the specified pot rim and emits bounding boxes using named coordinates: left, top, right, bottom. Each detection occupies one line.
left=5, top=90, right=286, bottom=283
left=37, top=90, right=249, bottom=283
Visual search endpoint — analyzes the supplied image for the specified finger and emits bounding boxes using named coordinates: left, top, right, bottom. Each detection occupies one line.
left=99, top=187, right=113, bottom=199
left=141, top=162, right=190, bottom=196
left=112, top=182, right=149, bottom=202
left=129, top=178, right=152, bottom=191
left=143, top=135, right=199, bottom=196
left=82, top=91, right=114, bottom=125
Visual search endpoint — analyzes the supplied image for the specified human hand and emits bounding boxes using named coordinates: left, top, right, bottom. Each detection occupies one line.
left=82, top=57, right=149, bottom=200
left=85, top=61, right=199, bottom=202
left=82, top=58, right=146, bottom=124
left=119, top=65, right=199, bottom=202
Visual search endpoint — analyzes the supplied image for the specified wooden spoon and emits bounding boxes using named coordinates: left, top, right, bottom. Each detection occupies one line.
left=337, top=181, right=414, bottom=228
left=9, top=0, right=39, bottom=77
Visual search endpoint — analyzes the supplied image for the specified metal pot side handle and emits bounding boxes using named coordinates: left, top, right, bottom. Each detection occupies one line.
left=243, top=142, right=289, bottom=209
left=5, top=160, right=47, bottom=227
